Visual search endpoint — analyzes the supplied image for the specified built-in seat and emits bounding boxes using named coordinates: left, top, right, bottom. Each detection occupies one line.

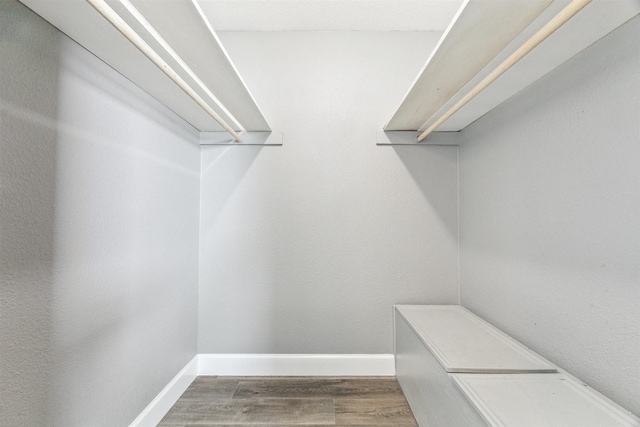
left=394, top=305, right=639, bottom=427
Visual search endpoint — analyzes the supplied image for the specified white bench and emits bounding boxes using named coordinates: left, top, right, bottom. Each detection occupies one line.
left=394, top=305, right=639, bottom=427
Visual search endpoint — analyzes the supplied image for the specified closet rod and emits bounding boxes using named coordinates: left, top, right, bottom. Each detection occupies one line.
left=86, top=0, right=243, bottom=142
left=417, top=0, right=592, bottom=142
left=118, top=0, right=245, bottom=133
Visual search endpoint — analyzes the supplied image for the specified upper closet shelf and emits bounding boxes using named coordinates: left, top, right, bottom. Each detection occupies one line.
left=386, top=0, right=640, bottom=137
left=19, top=0, right=270, bottom=135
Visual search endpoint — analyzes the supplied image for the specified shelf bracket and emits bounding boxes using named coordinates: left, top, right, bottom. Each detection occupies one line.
left=200, top=131, right=283, bottom=146
left=377, top=131, right=460, bottom=146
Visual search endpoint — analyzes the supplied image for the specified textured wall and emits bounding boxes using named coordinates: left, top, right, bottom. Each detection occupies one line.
left=0, top=1, right=201, bottom=425
left=199, top=31, right=459, bottom=354
left=0, top=2, right=60, bottom=424
left=459, top=17, right=640, bottom=416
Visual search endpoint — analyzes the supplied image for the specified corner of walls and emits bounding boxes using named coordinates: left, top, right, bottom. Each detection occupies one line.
left=456, top=137, right=462, bottom=306
left=196, top=137, right=204, bottom=356
left=129, top=356, right=199, bottom=427
left=128, top=352, right=396, bottom=425
left=197, top=31, right=460, bottom=355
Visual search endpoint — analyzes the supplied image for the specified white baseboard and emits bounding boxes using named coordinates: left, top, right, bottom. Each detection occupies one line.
left=130, top=354, right=395, bottom=426
left=129, top=356, right=198, bottom=427
left=198, top=354, right=396, bottom=376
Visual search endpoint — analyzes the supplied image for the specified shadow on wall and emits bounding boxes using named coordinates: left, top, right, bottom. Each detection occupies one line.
left=392, top=138, right=460, bottom=240
left=2, top=1, right=202, bottom=426
left=200, top=145, right=262, bottom=230
left=0, top=2, right=60, bottom=425
left=198, top=145, right=268, bottom=352
left=199, top=143, right=262, bottom=273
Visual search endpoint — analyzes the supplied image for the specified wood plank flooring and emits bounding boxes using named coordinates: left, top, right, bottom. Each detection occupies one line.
left=159, top=377, right=418, bottom=426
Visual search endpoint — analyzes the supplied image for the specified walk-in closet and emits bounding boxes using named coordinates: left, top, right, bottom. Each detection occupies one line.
left=1, top=0, right=638, bottom=425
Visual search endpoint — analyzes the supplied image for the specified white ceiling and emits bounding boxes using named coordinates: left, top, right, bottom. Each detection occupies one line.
left=198, top=0, right=465, bottom=32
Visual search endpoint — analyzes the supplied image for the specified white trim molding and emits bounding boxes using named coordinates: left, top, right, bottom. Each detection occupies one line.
left=130, top=354, right=395, bottom=426
left=129, top=356, right=198, bottom=427
left=198, top=354, right=395, bottom=376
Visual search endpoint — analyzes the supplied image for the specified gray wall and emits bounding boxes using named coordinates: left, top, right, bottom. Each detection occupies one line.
left=0, top=1, right=201, bottom=425
left=5, top=0, right=636, bottom=421
left=199, top=31, right=459, bottom=354
left=459, top=16, right=639, bottom=416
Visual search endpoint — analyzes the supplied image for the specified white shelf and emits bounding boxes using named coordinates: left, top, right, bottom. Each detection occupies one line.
left=19, top=0, right=270, bottom=133
left=386, top=0, right=640, bottom=133
left=453, top=373, right=640, bottom=427
left=395, top=305, right=640, bottom=426
left=396, top=305, right=556, bottom=373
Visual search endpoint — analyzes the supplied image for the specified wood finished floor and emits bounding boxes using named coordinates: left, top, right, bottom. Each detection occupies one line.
left=158, top=376, right=418, bottom=426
